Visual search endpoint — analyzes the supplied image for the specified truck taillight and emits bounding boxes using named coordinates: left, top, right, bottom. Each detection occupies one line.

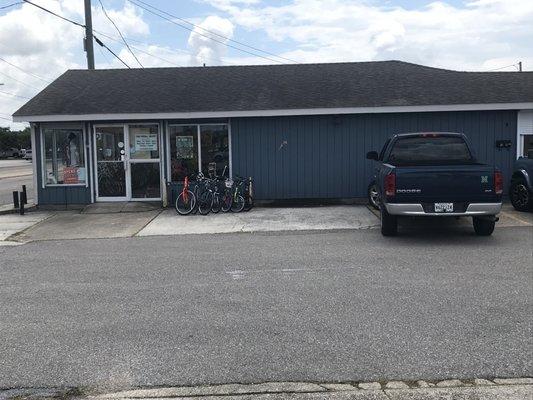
left=385, top=173, right=396, bottom=197
left=494, top=171, right=503, bottom=195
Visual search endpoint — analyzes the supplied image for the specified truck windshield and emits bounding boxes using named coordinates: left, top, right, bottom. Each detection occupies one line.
left=388, top=136, right=474, bottom=165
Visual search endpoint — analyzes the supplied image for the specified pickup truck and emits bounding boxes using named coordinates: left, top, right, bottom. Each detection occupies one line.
left=509, top=155, right=533, bottom=211
left=367, top=132, right=503, bottom=236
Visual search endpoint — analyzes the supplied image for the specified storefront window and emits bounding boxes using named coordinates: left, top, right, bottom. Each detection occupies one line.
left=43, top=128, right=86, bottom=185
left=169, top=124, right=229, bottom=181
left=201, top=125, right=229, bottom=178
left=169, top=125, right=199, bottom=182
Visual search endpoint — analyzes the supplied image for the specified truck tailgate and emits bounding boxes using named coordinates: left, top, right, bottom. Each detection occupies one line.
left=394, top=164, right=497, bottom=203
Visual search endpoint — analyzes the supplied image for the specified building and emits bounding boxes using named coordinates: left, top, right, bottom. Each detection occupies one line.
left=12, top=61, right=533, bottom=206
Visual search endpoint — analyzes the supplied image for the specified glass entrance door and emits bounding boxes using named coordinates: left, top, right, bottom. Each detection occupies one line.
left=95, top=126, right=127, bottom=200
left=94, top=124, right=161, bottom=201
left=128, top=124, right=161, bottom=199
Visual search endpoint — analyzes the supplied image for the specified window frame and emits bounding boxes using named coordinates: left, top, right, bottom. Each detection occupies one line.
left=166, top=122, right=231, bottom=183
left=40, top=124, right=88, bottom=188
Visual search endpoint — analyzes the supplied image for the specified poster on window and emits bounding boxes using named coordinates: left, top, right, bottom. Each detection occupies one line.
left=63, top=166, right=79, bottom=184
left=176, top=136, right=194, bottom=159
left=134, top=133, right=158, bottom=151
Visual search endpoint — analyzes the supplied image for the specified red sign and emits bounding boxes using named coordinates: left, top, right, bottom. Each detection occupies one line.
left=63, top=167, right=79, bottom=184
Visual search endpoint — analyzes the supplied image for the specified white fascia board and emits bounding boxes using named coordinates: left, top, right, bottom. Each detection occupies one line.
left=12, top=102, right=533, bottom=123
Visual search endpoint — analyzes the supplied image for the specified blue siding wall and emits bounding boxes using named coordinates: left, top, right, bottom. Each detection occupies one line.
left=231, top=111, right=517, bottom=200
left=35, top=124, right=92, bottom=205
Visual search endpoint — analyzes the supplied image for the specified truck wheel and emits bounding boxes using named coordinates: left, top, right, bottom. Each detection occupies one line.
left=509, top=179, right=532, bottom=211
left=368, top=181, right=380, bottom=210
left=380, top=206, right=398, bottom=236
left=473, top=217, right=495, bottom=236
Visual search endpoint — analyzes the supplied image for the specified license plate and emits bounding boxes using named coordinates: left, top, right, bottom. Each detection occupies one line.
left=434, top=202, right=454, bottom=213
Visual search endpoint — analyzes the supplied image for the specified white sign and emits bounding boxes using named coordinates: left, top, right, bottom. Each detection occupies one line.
left=135, top=133, right=158, bottom=151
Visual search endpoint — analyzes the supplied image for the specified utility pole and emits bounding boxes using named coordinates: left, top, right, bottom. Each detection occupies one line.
left=84, top=0, right=95, bottom=69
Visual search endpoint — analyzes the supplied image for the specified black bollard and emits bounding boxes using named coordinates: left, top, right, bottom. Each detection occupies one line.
left=21, top=185, right=27, bottom=204
left=19, top=192, right=25, bottom=215
left=13, top=191, right=19, bottom=209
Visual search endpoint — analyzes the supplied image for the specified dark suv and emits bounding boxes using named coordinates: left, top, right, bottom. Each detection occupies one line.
left=510, top=153, right=533, bottom=211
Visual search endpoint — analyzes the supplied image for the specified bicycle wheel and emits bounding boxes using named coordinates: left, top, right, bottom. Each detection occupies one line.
left=175, top=190, right=196, bottom=215
left=243, top=196, right=254, bottom=212
left=198, top=191, right=213, bottom=215
left=231, top=195, right=245, bottom=212
left=211, top=193, right=222, bottom=213
left=221, top=191, right=232, bottom=212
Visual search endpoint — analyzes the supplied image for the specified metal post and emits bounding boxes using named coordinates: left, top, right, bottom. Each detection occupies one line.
left=84, top=0, right=95, bottom=70
left=13, top=191, right=19, bottom=209
left=21, top=184, right=27, bottom=204
left=19, top=192, right=25, bottom=215
left=518, top=61, right=522, bottom=72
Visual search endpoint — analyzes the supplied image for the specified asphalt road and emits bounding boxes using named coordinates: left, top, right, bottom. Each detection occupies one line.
left=0, top=225, right=532, bottom=389
left=0, top=159, right=33, bottom=205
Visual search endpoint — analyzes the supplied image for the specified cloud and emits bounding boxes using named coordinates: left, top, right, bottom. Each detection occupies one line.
left=0, top=0, right=150, bottom=129
left=203, top=0, right=533, bottom=70
left=187, top=15, right=234, bottom=66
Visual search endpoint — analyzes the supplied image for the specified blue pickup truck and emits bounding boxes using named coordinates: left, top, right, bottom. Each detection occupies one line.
left=367, top=132, right=503, bottom=236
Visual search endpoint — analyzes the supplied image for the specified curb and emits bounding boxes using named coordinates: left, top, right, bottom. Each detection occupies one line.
left=0, top=204, right=38, bottom=216
left=2, top=377, right=531, bottom=400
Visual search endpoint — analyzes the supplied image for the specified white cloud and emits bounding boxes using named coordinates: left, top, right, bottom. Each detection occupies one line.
left=0, top=0, right=151, bottom=129
left=204, top=0, right=533, bottom=70
left=187, top=15, right=234, bottom=66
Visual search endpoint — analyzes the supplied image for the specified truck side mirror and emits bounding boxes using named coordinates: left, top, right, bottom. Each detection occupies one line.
left=366, top=151, right=379, bottom=161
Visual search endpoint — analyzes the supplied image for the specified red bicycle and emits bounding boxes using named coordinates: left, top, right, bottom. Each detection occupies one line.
left=175, top=175, right=196, bottom=215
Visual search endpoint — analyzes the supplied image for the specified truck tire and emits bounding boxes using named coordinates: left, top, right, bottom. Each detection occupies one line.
left=509, top=178, right=532, bottom=211
left=473, top=217, right=495, bottom=236
left=367, top=181, right=380, bottom=210
left=380, top=206, right=398, bottom=236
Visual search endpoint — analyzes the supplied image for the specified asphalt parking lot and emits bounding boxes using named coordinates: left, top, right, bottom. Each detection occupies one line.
left=0, top=223, right=531, bottom=388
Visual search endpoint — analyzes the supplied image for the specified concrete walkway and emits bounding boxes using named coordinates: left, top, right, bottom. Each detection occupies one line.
left=138, top=206, right=379, bottom=236
left=0, top=204, right=531, bottom=244
left=0, top=212, right=51, bottom=245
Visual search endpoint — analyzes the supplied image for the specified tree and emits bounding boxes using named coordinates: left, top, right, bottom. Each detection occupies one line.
left=0, top=126, right=31, bottom=150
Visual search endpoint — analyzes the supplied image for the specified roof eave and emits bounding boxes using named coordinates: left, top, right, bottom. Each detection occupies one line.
left=12, top=102, right=533, bottom=123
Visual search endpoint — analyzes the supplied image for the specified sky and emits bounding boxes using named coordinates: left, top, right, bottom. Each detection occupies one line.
left=1, top=0, right=532, bottom=129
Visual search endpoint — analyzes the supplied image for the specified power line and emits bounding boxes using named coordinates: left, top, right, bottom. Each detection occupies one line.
left=21, top=0, right=131, bottom=70
left=487, top=63, right=520, bottom=72
left=21, top=0, right=84, bottom=27
left=0, top=1, right=23, bottom=10
left=131, top=0, right=298, bottom=64
left=126, top=0, right=289, bottom=65
left=0, top=89, right=31, bottom=99
left=94, top=30, right=185, bottom=67
left=0, top=69, right=43, bottom=90
left=0, top=56, right=51, bottom=82
left=97, top=0, right=143, bottom=68
left=0, top=115, right=14, bottom=122
left=94, top=35, right=130, bottom=68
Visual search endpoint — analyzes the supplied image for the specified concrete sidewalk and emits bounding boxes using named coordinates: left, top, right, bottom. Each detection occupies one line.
left=1, top=378, right=531, bottom=400
left=1, top=203, right=531, bottom=244
left=138, top=206, right=379, bottom=236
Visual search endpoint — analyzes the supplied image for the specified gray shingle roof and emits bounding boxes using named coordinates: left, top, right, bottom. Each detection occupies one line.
left=13, top=60, right=533, bottom=117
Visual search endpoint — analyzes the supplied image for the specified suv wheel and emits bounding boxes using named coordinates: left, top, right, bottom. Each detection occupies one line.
left=473, top=217, right=495, bottom=236
left=510, top=179, right=532, bottom=211
left=368, top=181, right=380, bottom=210
left=380, top=206, right=398, bottom=236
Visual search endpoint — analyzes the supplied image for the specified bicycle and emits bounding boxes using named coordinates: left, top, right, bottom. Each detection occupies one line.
left=175, top=175, right=196, bottom=215
left=230, top=177, right=246, bottom=212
